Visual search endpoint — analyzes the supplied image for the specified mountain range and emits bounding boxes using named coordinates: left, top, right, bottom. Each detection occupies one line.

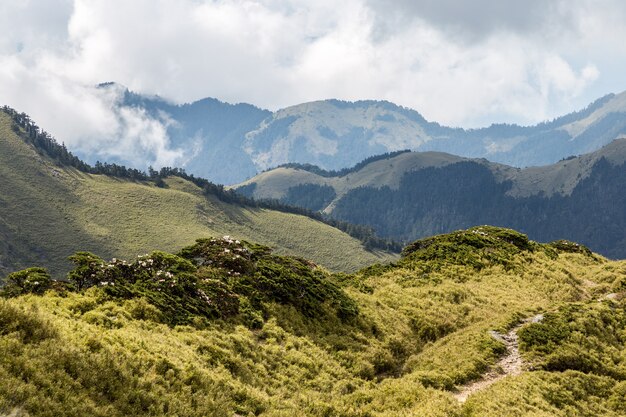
left=233, top=139, right=626, bottom=258
left=2, top=89, right=626, bottom=417
left=88, top=84, right=626, bottom=185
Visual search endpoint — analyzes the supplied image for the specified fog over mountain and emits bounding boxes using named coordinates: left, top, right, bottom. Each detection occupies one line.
left=76, top=85, right=626, bottom=184
left=3, top=0, right=626, bottom=179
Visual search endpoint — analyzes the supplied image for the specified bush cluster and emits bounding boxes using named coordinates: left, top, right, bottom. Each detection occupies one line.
left=400, top=226, right=534, bottom=271
left=2, top=237, right=358, bottom=327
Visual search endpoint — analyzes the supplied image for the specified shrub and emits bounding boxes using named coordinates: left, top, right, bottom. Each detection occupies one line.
left=67, top=252, right=107, bottom=290
left=401, top=226, right=534, bottom=271
left=0, top=300, right=57, bottom=343
left=1, top=267, right=53, bottom=297
left=549, top=239, right=593, bottom=256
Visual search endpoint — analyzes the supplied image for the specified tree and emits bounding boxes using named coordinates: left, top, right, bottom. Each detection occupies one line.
left=2, top=267, right=52, bottom=297
left=67, top=252, right=105, bottom=290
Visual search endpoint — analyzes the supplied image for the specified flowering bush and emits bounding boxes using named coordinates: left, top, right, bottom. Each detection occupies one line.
left=2, top=267, right=53, bottom=296
left=5, top=236, right=358, bottom=326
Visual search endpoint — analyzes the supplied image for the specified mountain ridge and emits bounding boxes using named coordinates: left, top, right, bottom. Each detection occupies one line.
left=1, top=225, right=625, bottom=416
left=70, top=84, right=626, bottom=184
left=233, top=138, right=626, bottom=258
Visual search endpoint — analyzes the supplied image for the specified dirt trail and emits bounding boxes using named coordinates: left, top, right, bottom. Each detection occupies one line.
left=454, top=314, right=543, bottom=402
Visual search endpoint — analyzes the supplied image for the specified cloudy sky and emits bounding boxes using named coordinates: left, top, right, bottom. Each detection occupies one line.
left=1, top=0, right=626, bottom=167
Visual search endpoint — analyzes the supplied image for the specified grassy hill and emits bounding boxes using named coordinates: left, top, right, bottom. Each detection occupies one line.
left=0, top=111, right=395, bottom=276
left=0, top=227, right=625, bottom=416
left=233, top=141, right=626, bottom=258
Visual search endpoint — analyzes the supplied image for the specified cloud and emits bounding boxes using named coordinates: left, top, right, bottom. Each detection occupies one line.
left=365, top=0, right=576, bottom=42
left=0, top=0, right=624, bottom=170
left=0, top=56, right=189, bottom=169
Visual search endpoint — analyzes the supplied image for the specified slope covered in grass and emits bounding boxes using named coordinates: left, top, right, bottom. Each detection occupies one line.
left=0, top=111, right=394, bottom=276
left=235, top=140, right=626, bottom=258
left=1, top=227, right=625, bottom=416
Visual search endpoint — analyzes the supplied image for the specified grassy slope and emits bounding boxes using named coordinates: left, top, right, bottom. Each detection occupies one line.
left=234, top=138, right=626, bottom=205
left=0, top=113, right=394, bottom=276
left=233, top=151, right=465, bottom=202
left=1, top=227, right=625, bottom=416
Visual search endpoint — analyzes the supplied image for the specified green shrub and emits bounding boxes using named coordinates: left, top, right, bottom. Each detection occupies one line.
left=0, top=300, right=56, bottom=343
left=519, top=303, right=626, bottom=379
left=518, top=312, right=571, bottom=353
left=400, top=226, right=533, bottom=271
left=550, top=239, right=593, bottom=256
left=58, top=237, right=359, bottom=326
left=2, top=267, right=53, bottom=297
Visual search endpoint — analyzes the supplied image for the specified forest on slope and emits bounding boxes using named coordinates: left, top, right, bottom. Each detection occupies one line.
left=236, top=141, right=626, bottom=259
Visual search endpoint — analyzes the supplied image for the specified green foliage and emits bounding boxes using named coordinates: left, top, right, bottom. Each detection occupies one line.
left=519, top=302, right=626, bottom=379
left=67, top=252, right=107, bottom=290
left=517, top=312, right=571, bottom=353
left=59, top=237, right=358, bottom=326
left=0, top=228, right=624, bottom=416
left=401, top=226, right=534, bottom=271
left=550, top=239, right=593, bottom=256
left=2, top=267, right=53, bottom=296
left=464, top=371, right=623, bottom=416
left=0, top=300, right=57, bottom=343
left=179, top=237, right=358, bottom=321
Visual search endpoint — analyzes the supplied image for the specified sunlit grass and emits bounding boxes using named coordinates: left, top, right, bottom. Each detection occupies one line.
left=1, top=226, right=625, bottom=416
left=0, top=113, right=395, bottom=277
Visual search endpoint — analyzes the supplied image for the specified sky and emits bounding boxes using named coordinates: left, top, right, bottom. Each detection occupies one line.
left=1, top=0, right=626, bottom=168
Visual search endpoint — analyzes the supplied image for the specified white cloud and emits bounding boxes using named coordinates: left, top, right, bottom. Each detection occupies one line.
left=0, top=0, right=624, bottom=168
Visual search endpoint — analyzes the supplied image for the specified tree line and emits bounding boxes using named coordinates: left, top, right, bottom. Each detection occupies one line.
left=272, top=149, right=412, bottom=178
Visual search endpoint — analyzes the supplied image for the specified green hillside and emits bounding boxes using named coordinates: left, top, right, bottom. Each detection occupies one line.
left=0, top=111, right=395, bottom=276
left=234, top=142, right=626, bottom=258
left=1, top=227, right=625, bottom=416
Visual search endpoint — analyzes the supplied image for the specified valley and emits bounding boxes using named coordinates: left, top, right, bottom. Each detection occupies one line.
left=1, top=106, right=626, bottom=417
left=3, top=2, right=626, bottom=416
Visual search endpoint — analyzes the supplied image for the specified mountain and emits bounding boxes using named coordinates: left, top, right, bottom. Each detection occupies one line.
left=1, top=226, right=625, bottom=415
left=98, top=82, right=271, bottom=185
left=0, top=108, right=395, bottom=276
left=85, top=85, right=626, bottom=185
left=233, top=139, right=626, bottom=258
left=242, top=93, right=626, bottom=172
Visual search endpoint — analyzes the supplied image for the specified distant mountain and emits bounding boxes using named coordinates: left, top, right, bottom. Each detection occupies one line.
left=242, top=93, right=626, bottom=172
left=98, top=83, right=271, bottom=185
left=233, top=138, right=626, bottom=258
left=0, top=107, right=395, bottom=276
left=86, top=85, right=626, bottom=184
